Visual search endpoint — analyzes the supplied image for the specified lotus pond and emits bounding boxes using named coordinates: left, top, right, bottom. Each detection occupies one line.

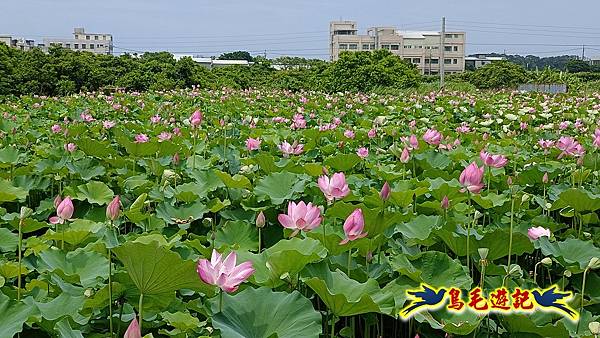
left=1, top=89, right=600, bottom=337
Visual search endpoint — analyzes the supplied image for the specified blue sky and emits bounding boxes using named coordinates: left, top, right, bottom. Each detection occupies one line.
left=2, top=0, right=600, bottom=59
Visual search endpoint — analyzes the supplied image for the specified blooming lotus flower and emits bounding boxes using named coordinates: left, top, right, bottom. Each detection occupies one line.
left=340, top=208, right=368, bottom=245
left=53, top=195, right=62, bottom=208
left=479, top=150, right=508, bottom=168
left=538, top=139, right=555, bottom=153
left=456, top=123, right=471, bottom=133
left=367, top=129, right=377, bottom=138
left=245, top=137, right=261, bottom=151
left=380, top=182, right=391, bottom=201
left=278, top=201, right=323, bottom=237
left=459, top=162, right=485, bottom=193
left=357, top=147, right=369, bottom=159
left=556, top=136, right=584, bottom=159
left=400, top=147, right=410, bottom=163
left=150, top=115, right=161, bottom=124
left=103, top=120, right=116, bottom=129
left=157, top=132, right=172, bottom=142
left=64, top=143, right=76, bottom=153
left=344, top=130, right=355, bottom=139
left=134, top=134, right=149, bottom=143
left=279, top=141, right=303, bottom=157
left=189, top=110, right=203, bottom=127
left=106, top=195, right=120, bottom=221
left=409, top=135, right=419, bottom=149
left=124, top=317, right=142, bottom=338
left=423, top=129, right=442, bottom=145
left=172, top=127, right=182, bottom=136
left=197, top=249, right=255, bottom=293
left=527, top=226, right=551, bottom=240
left=51, top=124, right=62, bottom=133
left=318, top=172, right=350, bottom=201
left=593, top=129, right=600, bottom=148
left=49, top=196, right=74, bottom=224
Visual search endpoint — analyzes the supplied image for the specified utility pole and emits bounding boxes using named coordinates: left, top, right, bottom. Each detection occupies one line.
left=440, top=17, right=446, bottom=90
left=582, top=44, right=585, bottom=61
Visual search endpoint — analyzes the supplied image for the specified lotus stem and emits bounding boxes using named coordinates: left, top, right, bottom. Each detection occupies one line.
left=108, top=221, right=114, bottom=338
left=17, top=217, right=23, bottom=301
left=347, top=249, right=352, bottom=277
left=507, top=186, right=515, bottom=274
left=577, top=267, right=590, bottom=334
left=138, top=293, right=144, bottom=333
left=219, top=289, right=224, bottom=313
left=330, top=315, right=336, bottom=338
left=258, top=228, right=262, bottom=253
left=533, top=261, right=542, bottom=286
left=466, top=193, right=472, bottom=272
left=192, top=129, right=197, bottom=170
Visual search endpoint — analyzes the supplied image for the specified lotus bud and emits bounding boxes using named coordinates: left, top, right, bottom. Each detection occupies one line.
left=19, top=206, right=33, bottom=220
left=507, top=176, right=513, bottom=186
left=380, top=182, right=391, bottom=201
left=256, top=211, right=266, bottom=228
left=106, top=195, right=120, bottom=221
left=542, top=172, right=549, bottom=184
left=521, top=193, right=530, bottom=204
left=441, top=196, right=449, bottom=210
left=564, top=270, right=572, bottom=278
left=53, top=195, right=62, bottom=209
left=541, top=257, right=552, bottom=266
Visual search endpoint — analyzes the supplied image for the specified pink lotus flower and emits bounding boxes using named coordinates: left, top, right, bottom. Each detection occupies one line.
left=344, top=129, right=355, bottom=139
left=380, top=182, right=391, bottom=201
left=479, top=150, right=508, bottom=168
left=51, top=124, right=62, bottom=133
left=400, top=147, right=410, bottom=163
left=527, top=226, right=551, bottom=240
left=409, top=135, right=419, bottom=150
left=456, top=123, right=471, bottom=133
left=49, top=196, right=74, bottom=224
left=367, top=129, right=377, bottom=139
left=103, top=120, right=116, bottom=129
left=173, top=127, right=182, bottom=136
left=150, top=115, right=161, bottom=124
left=318, top=173, right=350, bottom=202
left=189, top=110, right=203, bottom=127
left=593, top=129, right=600, bottom=148
left=245, top=138, right=261, bottom=151
left=157, top=132, right=172, bottom=142
left=134, top=134, right=149, bottom=143
left=556, top=136, right=584, bottom=159
left=53, top=195, right=62, bottom=208
left=124, top=317, right=142, bottom=338
left=197, top=249, right=255, bottom=293
left=278, top=201, right=323, bottom=237
left=357, top=147, right=369, bottom=159
left=459, top=162, right=485, bottom=194
left=423, top=129, right=442, bottom=145
left=340, top=208, right=368, bottom=245
left=279, top=141, right=303, bottom=157
left=542, top=172, right=549, bottom=184
left=538, top=139, right=555, bottom=153
left=106, top=195, right=120, bottom=221
left=64, top=143, right=77, bottom=153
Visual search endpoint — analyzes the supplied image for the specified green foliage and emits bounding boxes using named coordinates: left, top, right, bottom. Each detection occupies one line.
left=459, top=61, right=528, bottom=89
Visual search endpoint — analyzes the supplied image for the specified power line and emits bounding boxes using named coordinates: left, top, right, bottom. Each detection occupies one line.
left=452, top=19, right=600, bottom=31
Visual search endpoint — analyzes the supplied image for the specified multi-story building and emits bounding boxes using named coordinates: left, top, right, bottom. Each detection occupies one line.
left=0, top=35, right=37, bottom=51
left=330, top=20, right=465, bottom=74
left=43, top=28, right=113, bottom=55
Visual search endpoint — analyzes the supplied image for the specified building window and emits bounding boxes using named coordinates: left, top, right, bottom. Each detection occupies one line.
left=95, top=35, right=99, bottom=40
left=348, top=44, right=358, bottom=50
left=403, top=45, right=412, bottom=49
left=430, top=58, right=439, bottom=64
left=412, top=58, right=421, bottom=64
left=381, top=44, right=390, bottom=50
left=453, top=59, right=458, bottom=64
left=339, top=43, right=348, bottom=50
left=90, top=44, right=95, bottom=49
left=390, top=44, right=399, bottom=50
left=362, top=44, right=370, bottom=50
left=444, top=58, right=452, bottom=64
left=444, top=46, right=452, bottom=52
left=445, top=34, right=453, bottom=39
left=66, top=43, right=71, bottom=48
left=81, top=43, right=86, bottom=49
left=74, top=43, right=79, bottom=49
left=453, top=46, right=459, bottom=52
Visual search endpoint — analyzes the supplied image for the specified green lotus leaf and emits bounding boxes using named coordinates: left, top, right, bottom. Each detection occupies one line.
left=112, top=240, right=214, bottom=297
left=0, top=179, right=28, bottom=202
left=214, top=170, right=251, bottom=189
left=75, top=181, right=114, bottom=205
left=254, top=172, right=307, bottom=205
left=215, top=221, right=258, bottom=251
left=55, top=317, right=84, bottom=338
left=210, top=287, right=322, bottom=338
left=0, top=228, right=17, bottom=252
left=0, top=292, right=37, bottom=337
left=538, top=237, right=600, bottom=272
left=301, top=261, right=394, bottom=316
left=37, top=247, right=108, bottom=288
left=155, top=200, right=208, bottom=225
left=395, top=215, right=441, bottom=241
left=324, top=153, right=361, bottom=171
left=551, top=188, right=600, bottom=212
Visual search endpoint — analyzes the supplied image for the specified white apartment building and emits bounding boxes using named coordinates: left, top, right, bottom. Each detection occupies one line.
left=43, top=28, right=113, bottom=55
left=0, top=35, right=37, bottom=51
left=330, top=21, right=465, bottom=74
left=465, top=54, right=505, bottom=70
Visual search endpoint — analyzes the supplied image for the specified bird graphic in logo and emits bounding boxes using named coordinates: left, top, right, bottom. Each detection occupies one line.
left=532, top=285, right=578, bottom=320
left=400, top=284, right=447, bottom=318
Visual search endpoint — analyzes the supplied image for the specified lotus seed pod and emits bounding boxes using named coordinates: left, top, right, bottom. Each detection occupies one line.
left=478, top=248, right=489, bottom=260
left=589, top=321, right=600, bottom=335
left=541, top=257, right=552, bottom=266
left=588, top=257, right=600, bottom=270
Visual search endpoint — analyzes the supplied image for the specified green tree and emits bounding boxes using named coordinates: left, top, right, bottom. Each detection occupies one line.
left=218, top=51, right=253, bottom=62
left=566, top=59, right=591, bottom=73
left=465, top=60, right=528, bottom=89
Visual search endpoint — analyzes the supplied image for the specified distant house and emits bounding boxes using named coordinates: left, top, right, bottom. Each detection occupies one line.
left=589, top=56, right=600, bottom=67
left=43, top=27, right=113, bottom=55
left=465, top=54, right=505, bottom=70
left=172, top=54, right=252, bottom=69
left=0, top=35, right=36, bottom=51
